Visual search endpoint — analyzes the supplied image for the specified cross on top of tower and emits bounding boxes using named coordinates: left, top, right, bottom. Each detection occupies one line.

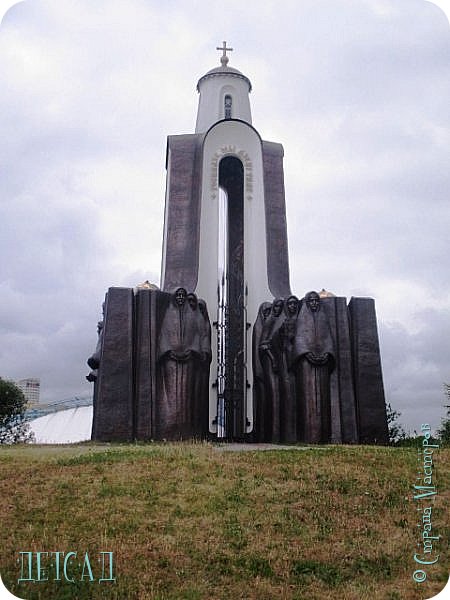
left=216, top=41, right=233, bottom=67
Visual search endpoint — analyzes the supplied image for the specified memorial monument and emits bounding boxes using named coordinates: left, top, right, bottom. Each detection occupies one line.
left=87, top=44, right=388, bottom=444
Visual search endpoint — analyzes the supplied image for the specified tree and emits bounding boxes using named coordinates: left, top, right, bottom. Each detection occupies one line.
left=386, top=402, right=407, bottom=445
left=437, top=384, right=450, bottom=447
left=0, top=378, right=34, bottom=444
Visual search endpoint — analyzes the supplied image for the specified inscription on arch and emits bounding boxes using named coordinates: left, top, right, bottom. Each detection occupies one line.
left=210, top=146, right=253, bottom=198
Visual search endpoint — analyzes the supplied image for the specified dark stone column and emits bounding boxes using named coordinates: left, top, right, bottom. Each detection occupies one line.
left=93, top=287, right=134, bottom=441
left=333, top=298, right=358, bottom=443
left=262, top=141, right=291, bottom=299
left=316, top=297, right=358, bottom=444
left=162, top=134, right=203, bottom=292
left=134, top=289, right=172, bottom=440
left=319, top=297, right=342, bottom=442
left=134, top=289, right=153, bottom=440
left=349, top=297, right=389, bottom=444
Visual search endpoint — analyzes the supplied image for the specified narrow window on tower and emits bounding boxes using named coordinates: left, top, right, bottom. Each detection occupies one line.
left=224, top=95, right=232, bottom=119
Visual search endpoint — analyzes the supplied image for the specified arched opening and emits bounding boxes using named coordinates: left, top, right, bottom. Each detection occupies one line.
left=217, top=156, right=246, bottom=439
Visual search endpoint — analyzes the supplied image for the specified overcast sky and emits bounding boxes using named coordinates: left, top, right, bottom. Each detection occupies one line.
left=1, top=0, right=449, bottom=435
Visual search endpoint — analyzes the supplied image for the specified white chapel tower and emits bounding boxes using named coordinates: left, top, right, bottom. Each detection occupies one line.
left=161, top=43, right=291, bottom=437
left=195, top=41, right=253, bottom=132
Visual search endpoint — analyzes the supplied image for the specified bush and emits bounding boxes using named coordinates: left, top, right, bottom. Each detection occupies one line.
left=386, top=403, right=407, bottom=445
left=437, top=384, right=450, bottom=447
left=0, top=378, right=34, bottom=444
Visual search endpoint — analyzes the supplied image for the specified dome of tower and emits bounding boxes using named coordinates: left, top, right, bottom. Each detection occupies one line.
left=196, top=65, right=252, bottom=92
left=195, top=43, right=253, bottom=133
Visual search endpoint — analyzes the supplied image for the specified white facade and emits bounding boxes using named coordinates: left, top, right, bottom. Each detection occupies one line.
left=196, top=120, right=272, bottom=432
left=195, top=66, right=252, bottom=133
left=161, top=55, right=288, bottom=436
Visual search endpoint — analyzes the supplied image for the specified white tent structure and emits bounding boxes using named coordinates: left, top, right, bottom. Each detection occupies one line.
left=30, top=406, right=92, bottom=444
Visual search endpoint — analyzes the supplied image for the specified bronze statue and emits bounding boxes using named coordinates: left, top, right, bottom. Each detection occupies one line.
left=258, top=298, right=285, bottom=441
left=278, top=295, right=299, bottom=442
left=185, top=294, right=212, bottom=437
left=252, top=301, right=272, bottom=441
left=292, top=291, right=335, bottom=443
left=197, top=298, right=212, bottom=436
left=157, top=287, right=202, bottom=439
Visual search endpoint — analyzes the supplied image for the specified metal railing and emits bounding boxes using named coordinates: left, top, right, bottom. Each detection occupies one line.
left=25, top=395, right=93, bottom=421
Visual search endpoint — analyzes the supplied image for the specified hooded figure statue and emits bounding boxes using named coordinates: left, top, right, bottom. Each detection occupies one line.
left=252, top=301, right=272, bottom=442
left=258, top=298, right=285, bottom=442
left=292, top=291, right=335, bottom=443
left=156, top=287, right=202, bottom=439
left=277, top=295, right=300, bottom=442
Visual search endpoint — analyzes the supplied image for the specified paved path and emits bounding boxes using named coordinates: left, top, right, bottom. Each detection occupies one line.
left=213, top=443, right=331, bottom=452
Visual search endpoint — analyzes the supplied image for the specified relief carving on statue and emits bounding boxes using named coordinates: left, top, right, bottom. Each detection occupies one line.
left=252, top=301, right=272, bottom=442
left=292, top=291, right=335, bottom=443
left=258, top=298, right=285, bottom=442
left=278, top=295, right=299, bottom=442
left=156, top=287, right=211, bottom=439
left=254, top=292, right=335, bottom=444
left=197, top=299, right=212, bottom=437
left=187, top=293, right=212, bottom=437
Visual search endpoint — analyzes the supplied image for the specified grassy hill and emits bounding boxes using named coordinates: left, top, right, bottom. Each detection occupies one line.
left=0, top=443, right=448, bottom=599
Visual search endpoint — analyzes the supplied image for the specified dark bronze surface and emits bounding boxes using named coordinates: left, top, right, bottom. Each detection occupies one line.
left=92, top=288, right=134, bottom=441
left=251, top=293, right=387, bottom=444
left=349, top=297, right=389, bottom=444
left=262, top=141, right=291, bottom=298
left=162, top=134, right=203, bottom=292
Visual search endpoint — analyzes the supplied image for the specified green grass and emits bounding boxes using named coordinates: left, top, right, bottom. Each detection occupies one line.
left=0, top=442, right=448, bottom=599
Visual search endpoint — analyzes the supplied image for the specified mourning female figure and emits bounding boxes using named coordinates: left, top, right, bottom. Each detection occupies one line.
left=252, top=301, right=272, bottom=441
left=292, top=291, right=335, bottom=443
left=278, top=295, right=299, bottom=442
left=157, top=288, right=202, bottom=439
left=258, top=298, right=285, bottom=442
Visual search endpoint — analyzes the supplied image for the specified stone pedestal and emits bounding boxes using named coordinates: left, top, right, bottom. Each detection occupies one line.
left=92, top=287, right=134, bottom=441
left=349, top=297, right=389, bottom=444
left=321, top=297, right=358, bottom=444
left=91, top=287, right=209, bottom=442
